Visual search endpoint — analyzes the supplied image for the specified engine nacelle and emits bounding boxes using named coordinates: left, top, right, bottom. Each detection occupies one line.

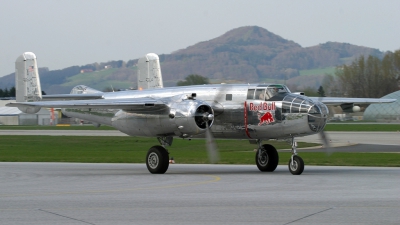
left=112, top=99, right=214, bottom=137
left=18, top=106, right=41, bottom=114
left=340, top=103, right=361, bottom=113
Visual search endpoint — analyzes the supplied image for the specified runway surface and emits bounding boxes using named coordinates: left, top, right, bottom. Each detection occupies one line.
left=1, top=162, right=399, bottom=225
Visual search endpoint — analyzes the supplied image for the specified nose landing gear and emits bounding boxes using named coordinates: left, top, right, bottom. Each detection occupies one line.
left=288, top=137, right=304, bottom=175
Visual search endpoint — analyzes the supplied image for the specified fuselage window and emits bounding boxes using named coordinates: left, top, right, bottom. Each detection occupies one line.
left=247, top=89, right=255, bottom=99
left=226, top=94, right=232, bottom=101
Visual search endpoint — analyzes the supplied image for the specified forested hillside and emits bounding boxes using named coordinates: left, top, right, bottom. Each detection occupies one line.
left=0, top=26, right=385, bottom=94
left=159, top=26, right=383, bottom=82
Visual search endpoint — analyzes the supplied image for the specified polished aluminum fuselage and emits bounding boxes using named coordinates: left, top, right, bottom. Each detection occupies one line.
left=62, top=84, right=328, bottom=140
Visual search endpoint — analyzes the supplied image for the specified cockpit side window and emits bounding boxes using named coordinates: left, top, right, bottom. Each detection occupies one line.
left=255, top=89, right=266, bottom=100
left=247, top=89, right=255, bottom=99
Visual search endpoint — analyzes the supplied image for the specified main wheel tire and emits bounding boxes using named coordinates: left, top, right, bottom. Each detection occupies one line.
left=146, top=145, right=169, bottom=174
left=255, top=144, right=279, bottom=172
left=288, top=155, right=304, bottom=175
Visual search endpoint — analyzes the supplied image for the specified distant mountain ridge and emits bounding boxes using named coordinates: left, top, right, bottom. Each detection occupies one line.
left=159, top=26, right=383, bottom=82
left=0, top=26, right=384, bottom=94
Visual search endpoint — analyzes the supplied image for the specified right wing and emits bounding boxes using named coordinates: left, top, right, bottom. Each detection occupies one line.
left=309, top=97, right=396, bottom=105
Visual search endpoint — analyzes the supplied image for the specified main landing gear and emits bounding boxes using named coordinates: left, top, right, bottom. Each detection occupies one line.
left=255, top=142, right=279, bottom=172
left=255, top=137, right=305, bottom=175
left=145, top=137, right=172, bottom=174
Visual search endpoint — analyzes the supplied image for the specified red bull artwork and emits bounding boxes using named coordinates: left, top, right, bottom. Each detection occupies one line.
left=247, top=102, right=276, bottom=126
left=249, top=102, right=276, bottom=111
left=257, top=111, right=275, bottom=125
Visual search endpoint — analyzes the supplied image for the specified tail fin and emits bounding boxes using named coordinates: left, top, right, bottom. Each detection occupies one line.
left=137, top=53, right=163, bottom=90
left=15, top=52, right=42, bottom=102
left=15, top=52, right=42, bottom=113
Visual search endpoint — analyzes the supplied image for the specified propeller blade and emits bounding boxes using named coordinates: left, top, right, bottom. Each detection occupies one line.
left=319, top=130, right=333, bottom=156
left=205, top=122, right=219, bottom=163
left=203, top=84, right=228, bottom=164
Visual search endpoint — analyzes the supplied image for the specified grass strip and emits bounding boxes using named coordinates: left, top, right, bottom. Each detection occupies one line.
left=1, top=124, right=399, bottom=131
left=325, top=124, right=400, bottom=131
left=0, top=136, right=398, bottom=166
left=0, top=125, right=116, bottom=130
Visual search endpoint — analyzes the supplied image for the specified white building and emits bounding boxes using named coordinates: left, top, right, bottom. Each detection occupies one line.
left=0, top=100, right=56, bottom=125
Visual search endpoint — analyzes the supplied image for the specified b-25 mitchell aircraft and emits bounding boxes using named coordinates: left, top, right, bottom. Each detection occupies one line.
left=7, top=52, right=396, bottom=175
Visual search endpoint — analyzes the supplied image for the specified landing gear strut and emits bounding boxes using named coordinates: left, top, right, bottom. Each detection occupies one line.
left=255, top=140, right=279, bottom=172
left=288, top=137, right=304, bottom=175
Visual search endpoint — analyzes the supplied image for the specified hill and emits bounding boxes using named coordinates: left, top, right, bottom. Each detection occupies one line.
left=159, top=26, right=383, bottom=82
left=0, top=26, right=384, bottom=94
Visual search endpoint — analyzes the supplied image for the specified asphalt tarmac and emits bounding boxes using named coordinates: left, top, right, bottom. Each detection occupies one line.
left=0, top=130, right=399, bottom=224
left=0, top=163, right=399, bottom=225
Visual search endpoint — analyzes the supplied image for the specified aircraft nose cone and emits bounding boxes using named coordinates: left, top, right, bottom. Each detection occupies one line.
left=282, top=94, right=329, bottom=133
left=307, top=102, right=329, bottom=133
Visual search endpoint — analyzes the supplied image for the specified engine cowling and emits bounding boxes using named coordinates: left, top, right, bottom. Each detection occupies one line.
left=340, top=103, right=361, bottom=113
left=112, top=99, right=214, bottom=137
left=18, top=105, right=41, bottom=114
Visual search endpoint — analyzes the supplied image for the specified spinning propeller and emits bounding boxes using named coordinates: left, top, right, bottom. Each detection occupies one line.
left=194, top=104, right=219, bottom=163
left=316, top=95, right=332, bottom=155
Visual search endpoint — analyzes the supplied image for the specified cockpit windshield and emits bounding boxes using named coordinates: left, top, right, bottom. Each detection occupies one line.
left=247, top=85, right=290, bottom=101
left=266, top=85, right=289, bottom=97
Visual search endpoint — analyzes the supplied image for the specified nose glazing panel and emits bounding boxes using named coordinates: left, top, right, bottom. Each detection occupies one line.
left=308, top=102, right=328, bottom=132
left=282, top=94, right=329, bottom=133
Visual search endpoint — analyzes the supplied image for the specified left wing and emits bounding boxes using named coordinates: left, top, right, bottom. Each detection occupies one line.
left=41, top=93, right=104, bottom=101
left=6, top=97, right=168, bottom=112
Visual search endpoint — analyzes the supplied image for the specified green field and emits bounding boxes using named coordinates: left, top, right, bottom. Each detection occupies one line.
left=299, top=67, right=336, bottom=76
left=325, top=123, right=400, bottom=131
left=61, top=68, right=135, bottom=90
left=0, top=136, right=399, bottom=167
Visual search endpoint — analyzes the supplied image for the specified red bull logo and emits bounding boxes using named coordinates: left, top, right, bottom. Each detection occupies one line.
left=258, top=111, right=275, bottom=125
left=245, top=101, right=276, bottom=127
left=249, top=102, right=276, bottom=111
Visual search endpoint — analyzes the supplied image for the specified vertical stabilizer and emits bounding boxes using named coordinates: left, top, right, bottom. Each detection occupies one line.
left=137, top=53, right=163, bottom=90
left=15, top=52, right=42, bottom=102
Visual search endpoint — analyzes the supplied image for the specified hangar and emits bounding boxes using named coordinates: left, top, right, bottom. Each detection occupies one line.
left=0, top=100, right=56, bottom=125
left=363, top=90, right=400, bottom=121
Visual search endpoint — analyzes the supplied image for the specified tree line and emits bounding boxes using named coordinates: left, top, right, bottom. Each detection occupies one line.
left=0, top=87, right=15, bottom=98
left=322, top=50, right=400, bottom=98
left=0, top=87, right=47, bottom=98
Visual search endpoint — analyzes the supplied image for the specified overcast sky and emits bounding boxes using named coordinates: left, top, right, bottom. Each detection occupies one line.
left=1, top=0, right=399, bottom=76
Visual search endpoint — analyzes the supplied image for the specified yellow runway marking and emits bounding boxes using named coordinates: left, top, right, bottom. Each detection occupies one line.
left=0, top=174, right=221, bottom=198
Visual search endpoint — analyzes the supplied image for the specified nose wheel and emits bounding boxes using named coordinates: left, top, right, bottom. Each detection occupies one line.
left=289, top=155, right=304, bottom=175
left=288, top=137, right=304, bottom=175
